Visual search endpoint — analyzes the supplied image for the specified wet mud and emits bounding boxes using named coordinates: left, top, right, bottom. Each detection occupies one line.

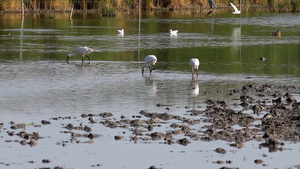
left=0, top=83, right=299, bottom=168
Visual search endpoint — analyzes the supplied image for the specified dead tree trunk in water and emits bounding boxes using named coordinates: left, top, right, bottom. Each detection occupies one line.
left=70, top=5, right=74, bottom=19
left=21, top=0, right=24, bottom=15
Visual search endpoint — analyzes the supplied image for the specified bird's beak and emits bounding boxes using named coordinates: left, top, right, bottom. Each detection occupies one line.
left=66, top=56, right=70, bottom=64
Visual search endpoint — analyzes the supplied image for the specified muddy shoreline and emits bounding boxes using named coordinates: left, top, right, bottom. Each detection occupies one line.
left=1, top=83, right=299, bottom=168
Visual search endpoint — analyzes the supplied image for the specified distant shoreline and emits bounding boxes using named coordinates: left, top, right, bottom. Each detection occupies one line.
left=0, top=0, right=299, bottom=13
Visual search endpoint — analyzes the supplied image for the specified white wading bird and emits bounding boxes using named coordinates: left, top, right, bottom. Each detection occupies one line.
left=230, top=2, right=241, bottom=14
left=142, top=55, right=157, bottom=75
left=118, top=29, right=124, bottom=35
left=190, top=58, right=200, bottom=76
left=67, top=46, right=93, bottom=64
left=170, top=29, right=178, bottom=35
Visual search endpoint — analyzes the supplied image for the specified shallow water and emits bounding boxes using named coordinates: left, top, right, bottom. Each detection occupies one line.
left=0, top=10, right=299, bottom=169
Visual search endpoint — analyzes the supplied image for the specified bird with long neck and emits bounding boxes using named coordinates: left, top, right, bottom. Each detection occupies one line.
left=67, top=46, right=93, bottom=64
left=142, top=55, right=157, bottom=75
left=190, top=58, right=200, bottom=76
left=205, top=0, right=215, bottom=16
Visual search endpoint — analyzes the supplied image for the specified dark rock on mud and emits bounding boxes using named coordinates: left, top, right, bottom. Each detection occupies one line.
left=254, top=159, right=263, bottom=164
left=41, top=120, right=51, bottom=125
left=87, top=133, right=95, bottom=139
left=214, top=147, right=226, bottom=154
left=156, top=103, right=171, bottom=107
left=10, top=123, right=25, bottom=130
left=150, top=132, right=164, bottom=140
left=84, top=126, right=92, bottom=132
left=177, top=138, right=190, bottom=146
left=65, top=123, right=74, bottom=130
left=149, top=165, right=161, bottom=169
left=226, top=160, right=232, bottom=164
left=88, top=116, right=96, bottom=123
left=54, top=166, right=64, bottom=169
left=99, top=112, right=113, bottom=118
left=214, top=160, right=224, bottom=164
left=28, top=139, right=38, bottom=147
left=114, top=135, right=123, bottom=140
left=42, top=159, right=50, bottom=163
left=91, top=164, right=102, bottom=167
left=20, top=140, right=27, bottom=146
left=259, top=138, right=281, bottom=152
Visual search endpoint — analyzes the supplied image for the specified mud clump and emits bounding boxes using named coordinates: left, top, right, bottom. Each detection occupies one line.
left=254, top=159, right=263, bottom=164
left=41, top=120, right=51, bottom=125
left=0, top=83, right=299, bottom=168
left=214, top=147, right=227, bottom=154
left=114, top=135, right=123, bottom=140
left=176, top=138, right=190, bottom=146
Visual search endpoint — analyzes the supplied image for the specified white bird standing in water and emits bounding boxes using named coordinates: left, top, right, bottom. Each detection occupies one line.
left=67, top=46, right=93, bottom=64
left=230, top=2, right=241, bottom=14
left=170, top=29, right=178, bottom=35
left=190, top=58, right=200, bottom=76
left=142, top=55, right=157, bottom=75
left=118, top=29, right=124, bottom=36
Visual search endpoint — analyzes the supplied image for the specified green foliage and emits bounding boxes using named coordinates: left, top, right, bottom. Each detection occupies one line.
left=0, top=0, right=299, bottom=12
left=101, top=4, right=117, bottom=16
left=291, top=0, right=300, bottom=11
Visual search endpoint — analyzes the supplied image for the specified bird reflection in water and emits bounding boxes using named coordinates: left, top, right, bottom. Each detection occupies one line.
left=144, top=75, right=157, bottom=97
left=190, top=76, right=199, bottom=97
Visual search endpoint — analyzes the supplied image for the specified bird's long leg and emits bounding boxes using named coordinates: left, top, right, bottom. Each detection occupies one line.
left=66, top=56, right=70, bottom=64
left=150, top=65, right=156, bottom=74
left=191, top=68, right=194, bottom=76
left=205, top=10, right=213, bottom=16
left=86, top=55, right=90, bottom=64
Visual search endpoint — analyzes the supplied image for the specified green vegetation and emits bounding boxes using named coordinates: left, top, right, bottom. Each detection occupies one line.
left=0, top=0, right=299, bottom=12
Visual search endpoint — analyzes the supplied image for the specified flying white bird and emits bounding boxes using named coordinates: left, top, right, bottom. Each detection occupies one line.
left=118, top=29, right=124, bottom=35
left=67, top=46, right=93, bottom=64
left=230, top=2, right=241, bottom=14
left=170, top=29, right=178, bottom=35
left=190, top=58, right=200, bottom=76
left=142, top=55, right=157, bottom=75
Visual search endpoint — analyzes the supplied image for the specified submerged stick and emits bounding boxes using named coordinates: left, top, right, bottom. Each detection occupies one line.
left=70, top=5, right=73, bottom=20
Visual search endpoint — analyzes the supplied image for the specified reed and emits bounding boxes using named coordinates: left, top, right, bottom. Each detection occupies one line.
left=291, top=0, right=300, bottom=11
left=0, top=0, right=298, bottom=12
left=267, top=0, right=297, bottom=11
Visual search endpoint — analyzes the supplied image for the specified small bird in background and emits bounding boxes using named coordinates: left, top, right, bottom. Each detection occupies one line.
left=190, top=58, right=200, bottom=76
left=67, top=46, right=93, bottom=64
left=142, top=55, right=157, bottom=75
left=170, top=29, right=178, bottom=35
left=230, top=2, right=241, bottom=14
left=271, top=30, right=281, bottom=37
left=118, top=29, right=124, bottom=36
